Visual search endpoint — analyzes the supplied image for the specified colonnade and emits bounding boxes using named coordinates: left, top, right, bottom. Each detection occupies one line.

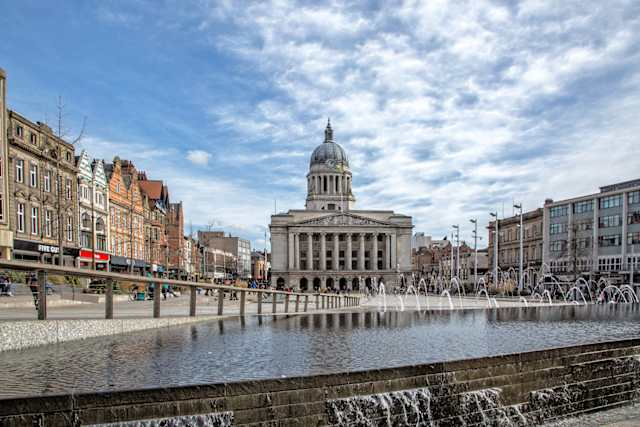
left=288, top=231, right=397, bottom=272
left=308, top=174, right=351, bottom=195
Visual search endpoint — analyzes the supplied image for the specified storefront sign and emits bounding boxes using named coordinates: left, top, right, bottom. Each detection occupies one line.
left=79, top=250, right=110, bottom=261
left=14, top=240, right=79, bottom=256
left=37, top=244, right=59, bottom=254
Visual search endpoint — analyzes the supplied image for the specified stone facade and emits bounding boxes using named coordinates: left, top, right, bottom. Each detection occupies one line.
left=488, top=207, right=544, bottom=275
left=0, top=69, right=13, bottom=258
left=270, top=122, right=413, bottom=291
left=7, top=110, right=79, bottom=265
left=76, top=150, right=110, bottom=269
left=137, top=173, right=169, bottom=274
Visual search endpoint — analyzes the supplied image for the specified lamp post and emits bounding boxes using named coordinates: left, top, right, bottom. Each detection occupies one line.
left=490, top=211, right=499, bottom=286
left=514, top=203, right=524, bottom=293
left=470, top=219, right=478, bottom=287
left=452, top=225, right=460, bottom=279
left=450, top=232, right=454, bottom=279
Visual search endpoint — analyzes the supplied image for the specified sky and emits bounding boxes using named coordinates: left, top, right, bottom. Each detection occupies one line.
left=1, top=0, right=639, bottom=249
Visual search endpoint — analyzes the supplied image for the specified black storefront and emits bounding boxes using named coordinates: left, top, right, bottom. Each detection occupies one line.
left=13, top=239, right=79, bottom=266
left=110, top=255, right=146, bottom=274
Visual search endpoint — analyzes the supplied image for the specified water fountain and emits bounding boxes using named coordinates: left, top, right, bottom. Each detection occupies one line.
left=440, top=290, right=454, bottom=309
left=565, top=286, right=588, bottom=305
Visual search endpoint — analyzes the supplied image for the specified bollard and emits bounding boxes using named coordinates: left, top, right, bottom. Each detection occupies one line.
left=217, top=289, right=224, bottom=315
left=284, top=293, right=289, bottom=313
left=105, top=278, right=114, bottom=319
left=295, top=295, right=300, bottom=312
left=153, top=280, right=161, bottom=318
left=189, top=286, right=197, bottom=317
left=37, top=270, right=47, bottom=320
left=240, top=290, right=246, bottom=316
left=272, top=292, right=277, bottom=314
left=257, top=291, right=263, bottom=314
left=304, top=295, right=309, bottom=312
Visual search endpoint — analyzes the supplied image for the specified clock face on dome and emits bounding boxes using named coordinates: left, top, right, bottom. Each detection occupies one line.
left=325, top=159, right=336, bottom=169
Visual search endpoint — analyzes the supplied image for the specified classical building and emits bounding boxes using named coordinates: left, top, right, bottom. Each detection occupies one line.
left=76, top=150, right=110, bottom=270
left=105, top=158, right=146, bottom=273
left=0, top=69, right=13, bottom=258
left=270, top=121, right=413, bottom=291
left=7, top=110, right=79, bottom=265
left=488, top=208, right=544, bottom=274
left=543, top=179, right=640, bottom=281
left=197, top=231, right=252, bottom=279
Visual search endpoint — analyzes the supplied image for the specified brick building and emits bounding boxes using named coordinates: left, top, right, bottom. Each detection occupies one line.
left=105, top=158, right=146, bottom=273
left=488, top=208, right=544, bottom=275
left=137, top=173, right=169, bottom=275
left=167, top=202, right=185, bottom=278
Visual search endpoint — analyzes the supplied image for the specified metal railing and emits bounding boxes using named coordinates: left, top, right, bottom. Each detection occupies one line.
left=0, top=260, right=360, bottom=320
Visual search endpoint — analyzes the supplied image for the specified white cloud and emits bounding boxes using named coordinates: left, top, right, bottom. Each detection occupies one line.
left=186, top=150, right=211, bottom=166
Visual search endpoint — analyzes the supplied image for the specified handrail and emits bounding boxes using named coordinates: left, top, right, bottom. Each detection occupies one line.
left=0, top=259, right=337, bottom=297
left=0, top=259, right=361, bottom=320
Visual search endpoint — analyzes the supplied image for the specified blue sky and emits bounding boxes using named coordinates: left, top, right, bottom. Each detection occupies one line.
left=1, top=1, right=639, bottom=249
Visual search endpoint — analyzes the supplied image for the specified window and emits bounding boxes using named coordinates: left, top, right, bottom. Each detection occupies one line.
left=29, top=164, right=37, bottom=188
left=97, top=234, right=107, bottom=251
left=44, top=171, right=51, bottom=192
left=599, top=195, right=622, bottom=209
left=630, top=191, right=640, bottom=205
left=66, top=178, right=72, bottom=200
left=31, top=206, right=38, bottom=235
left=0, top=194, right=3, bottom=221
left=16, top=203, right=24, bottom=233
left=573, top=200, right=593, bottom=214
left=30, top=133, right=37, bottom=144
left=599, top=234, right=621, bottom=247
left=15, top=124, right=23, bottom=138
left=15, top=159, right=23, bottom=183
left=550, top=205, right=568, bottom=218
left=576, top=238, right=591, bottom=249
left=629, top=210, right=640, bottom=225
left=66, top=217, right=73, bottom=242
left=550, top=223, right=567, bottom=234
left=45, top=210, right=52, bottom=237
left=550, top=240, right=566, bottom=252
left=81, top=232, right=91, bottom=248
left=628, top=232, right=640, bottom=245
left=599, top=214, right=621, bottom=228
left=66, top=152, right=71, bottom=162
left=96, top=218, right=105, bottom=233
left=81, top=213, right=91, bottom=229
left=115, top=183, right=120, bottom=193
left=577, top=220, right=593, bottom=231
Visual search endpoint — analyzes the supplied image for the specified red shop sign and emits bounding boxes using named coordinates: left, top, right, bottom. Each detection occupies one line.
left=79, top=250, right=110, bottom=261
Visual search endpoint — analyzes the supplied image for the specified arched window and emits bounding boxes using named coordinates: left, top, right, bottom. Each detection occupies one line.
left=95, top=218, right=105, bottom=233
left=81, top=213, right=91, bottom=229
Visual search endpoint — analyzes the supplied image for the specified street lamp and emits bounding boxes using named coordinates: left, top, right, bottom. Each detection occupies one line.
left=452, top=225, right=460, bottom=279
left=490, top=211, right=499, bottom=286
left=514, top=203, right=523, bottom=293
left=470, top=219, right=478, bottom=287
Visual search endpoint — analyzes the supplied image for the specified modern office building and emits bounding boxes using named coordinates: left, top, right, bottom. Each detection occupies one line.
left=543, top=179, right=640, bottom=280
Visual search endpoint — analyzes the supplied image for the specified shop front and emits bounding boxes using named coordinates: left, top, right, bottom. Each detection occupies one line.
left=78, top=250, right=110, bottom=270
left=109, top=255, right=145, bottom=274
left=13, top=239, right=79, bottom=266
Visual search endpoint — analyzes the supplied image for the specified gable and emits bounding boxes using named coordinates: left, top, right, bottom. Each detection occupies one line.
left=296, top=213, right=391, bottom=227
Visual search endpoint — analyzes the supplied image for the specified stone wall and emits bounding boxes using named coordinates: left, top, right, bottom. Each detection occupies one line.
left=2, top=338, right=640, bottom=426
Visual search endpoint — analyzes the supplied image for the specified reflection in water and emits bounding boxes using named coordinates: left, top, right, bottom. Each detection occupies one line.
left=1, top=305, right=640, bottom=398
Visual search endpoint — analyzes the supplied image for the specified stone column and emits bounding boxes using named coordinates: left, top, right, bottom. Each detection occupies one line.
left=391, top=233, right=397, bottom=271
left=372, top=232, right=378, bottom=271
left=307, top=233, right=313, bottom=270
left=333, top=233, right=339, bottom=271
left=294, top=233, right=300, bottom=270
left=346, top=233, right=352, bottom=271
left=384, top=234, right=390, bottom=270
left=288, top=232, right=295, bottom=269
left=320, top=232, right=326, bottom=271
left=358, top=233, right=365, bottom=270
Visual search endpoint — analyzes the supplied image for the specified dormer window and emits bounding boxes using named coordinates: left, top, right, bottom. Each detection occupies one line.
left=30, top=133, right=37, bottom=144
left=15, top=125, right=23, bottom=138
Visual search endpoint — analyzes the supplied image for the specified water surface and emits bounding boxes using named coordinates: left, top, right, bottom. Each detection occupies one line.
left=2, top=305, right=640, bottom=398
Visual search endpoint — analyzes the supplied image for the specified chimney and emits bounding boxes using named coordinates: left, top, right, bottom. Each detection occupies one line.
left=544, top=198, right=554, bottom=205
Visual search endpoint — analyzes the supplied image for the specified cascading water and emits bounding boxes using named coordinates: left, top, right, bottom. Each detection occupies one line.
left=89, top=412, right=234, bottom=427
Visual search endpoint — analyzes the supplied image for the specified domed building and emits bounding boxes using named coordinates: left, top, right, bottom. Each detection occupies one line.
left=270, top=121, right=413, bottom=292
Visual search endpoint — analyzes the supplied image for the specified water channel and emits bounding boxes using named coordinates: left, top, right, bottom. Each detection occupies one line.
left=2, top=304, right=640, bottom=398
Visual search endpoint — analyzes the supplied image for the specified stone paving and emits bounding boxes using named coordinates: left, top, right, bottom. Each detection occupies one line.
left=543, top=403, right=640, bottom=426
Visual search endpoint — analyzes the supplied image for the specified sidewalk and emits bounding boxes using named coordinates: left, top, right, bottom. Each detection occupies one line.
left=543, top=403, right=640, bottom=426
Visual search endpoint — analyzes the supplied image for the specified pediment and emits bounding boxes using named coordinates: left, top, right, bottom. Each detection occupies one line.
left=296, top=213, right=391, bottom=227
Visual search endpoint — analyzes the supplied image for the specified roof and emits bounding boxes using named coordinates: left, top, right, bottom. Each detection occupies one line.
left=138, top=180, right=164, bottom=200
